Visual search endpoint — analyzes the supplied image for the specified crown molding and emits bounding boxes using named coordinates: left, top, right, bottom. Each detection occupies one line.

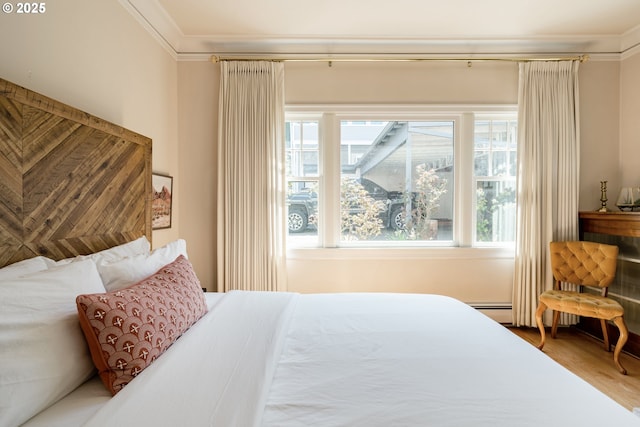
left=119, top=0, right=180, bottom=60
left=120, top=0, right=640, bottom=62
left=621, top=24, right=640, bottom=60
left=622, top=44, right=640, bottom=60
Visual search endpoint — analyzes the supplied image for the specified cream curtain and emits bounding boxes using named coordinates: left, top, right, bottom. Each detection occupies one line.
left=217, top=61, right=287, bottom=292
left=512, top=61, right=581, bottom=327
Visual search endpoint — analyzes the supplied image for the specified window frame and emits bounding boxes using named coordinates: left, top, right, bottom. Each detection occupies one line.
left=285, top=104, right=517, bottom=256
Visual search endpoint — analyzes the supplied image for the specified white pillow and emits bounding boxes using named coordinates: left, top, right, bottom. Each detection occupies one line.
left=53, top=236, right=151, bottom=267
left=97, top=239, right=188, bottom=291
left=0, top=256, right=51, bottom=280
left=87, top=235, right=151, bottom=262
left=0, top=260, right=106, bottom=427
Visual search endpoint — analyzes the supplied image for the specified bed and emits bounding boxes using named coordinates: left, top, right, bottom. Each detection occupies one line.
left=1, top=78, right=639, bottom=427
left=3, top=255, right=640, bottom=427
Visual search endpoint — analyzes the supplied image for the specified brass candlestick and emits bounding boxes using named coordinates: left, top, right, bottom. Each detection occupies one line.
left=598, top=181, right=610, bottom=212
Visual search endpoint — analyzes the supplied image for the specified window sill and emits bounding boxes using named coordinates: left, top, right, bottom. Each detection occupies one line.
left=287, top=246, right=515, bottom=261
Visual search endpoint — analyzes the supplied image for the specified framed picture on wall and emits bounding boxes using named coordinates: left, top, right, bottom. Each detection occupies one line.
left=152, top=173, right=173, bottom=229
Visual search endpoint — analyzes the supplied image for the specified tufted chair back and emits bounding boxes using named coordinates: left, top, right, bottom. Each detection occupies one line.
left=549, top=241, right=618, bottom=289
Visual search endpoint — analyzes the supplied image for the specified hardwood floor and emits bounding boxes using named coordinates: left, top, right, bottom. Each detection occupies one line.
left=509, top=326, right=640, bottom=411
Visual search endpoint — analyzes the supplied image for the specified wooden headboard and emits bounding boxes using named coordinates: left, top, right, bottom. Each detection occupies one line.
left=0, top=78, right=152, bottom=268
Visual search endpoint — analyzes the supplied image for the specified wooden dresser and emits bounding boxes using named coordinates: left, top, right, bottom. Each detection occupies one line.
left=579, top=211, right=640, bottom=357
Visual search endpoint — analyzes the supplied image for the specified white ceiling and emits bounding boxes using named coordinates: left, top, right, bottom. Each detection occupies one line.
left=121, top=0, right=640, bottom=59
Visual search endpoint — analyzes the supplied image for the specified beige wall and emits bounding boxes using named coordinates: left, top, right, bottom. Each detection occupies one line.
left=578, top=60, right=621, bottom=210
left=620, top=52, right=640, bottom=189
left=284, top=60, right=518, bottom=103
left=177, top=61, right=219, bottom=290
left=0, top=0, right=181, bottom=251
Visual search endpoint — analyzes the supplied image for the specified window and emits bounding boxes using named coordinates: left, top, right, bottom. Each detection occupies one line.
left=286, top=119, right=320, bottom=247
left=340, top=121, right=453, bottom=243
left=473, top=117, right=517, bottom=245
left=285, top=108, right=517, bottom=249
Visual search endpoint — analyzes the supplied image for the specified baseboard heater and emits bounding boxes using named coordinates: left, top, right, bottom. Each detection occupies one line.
left=470, top=303, right=513, bottom=324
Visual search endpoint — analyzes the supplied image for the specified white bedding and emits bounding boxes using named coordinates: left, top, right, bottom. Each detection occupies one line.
left=23, top=291, right=640, bottom=426
left=21, top=293, right=227, bottom=427
left=263, top=293, right=639, bottom=426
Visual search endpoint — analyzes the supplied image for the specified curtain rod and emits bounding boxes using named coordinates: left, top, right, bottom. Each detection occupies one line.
left=210, top=54, right=590, bottom=63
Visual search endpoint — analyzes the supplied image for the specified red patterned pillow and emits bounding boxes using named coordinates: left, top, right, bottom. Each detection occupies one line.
left=76, top=255, right=207, bottom=395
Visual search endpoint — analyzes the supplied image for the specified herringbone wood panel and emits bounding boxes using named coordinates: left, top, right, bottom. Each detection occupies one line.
left=0, top=95, right=23, bottom=254
left=0, top=78, right=152, bottom=267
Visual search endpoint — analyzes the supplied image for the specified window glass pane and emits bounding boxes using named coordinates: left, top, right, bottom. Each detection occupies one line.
left=474, top=150, right=489, bottom=176
left=492, top=151, right=507, bottom=175
left=287, top=180, right=319, bottom=246
left=475, top=181, right=516, bottom=242
left=302, top=151, right=318, bottom=175
left=285, top=121, right=295, bottom=150
left=286, top=120, right=319, bottom=247
left=474, top=117, right=517, bottom=244
left=339, top=121, right=454, bottom=243
left=286, top=121, right=318, bottom=178
left=491, top=120, right=508, bottom=149
left=509, top=150, right=517, bottom=176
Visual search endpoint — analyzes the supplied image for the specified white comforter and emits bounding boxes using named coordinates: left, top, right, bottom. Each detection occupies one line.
left=61, top=292, right=640, bottom=426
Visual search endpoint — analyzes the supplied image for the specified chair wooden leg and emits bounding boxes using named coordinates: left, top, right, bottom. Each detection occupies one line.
left=551, top=310, right=560, bottom=339
left=600, top=319, right=610, bottom=352
left=612, top=316, right=628, bottom=375
left=535, top=302, right=547, bottom=350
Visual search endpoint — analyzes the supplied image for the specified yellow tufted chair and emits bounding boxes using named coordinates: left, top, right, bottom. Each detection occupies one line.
left=535, top=241, right=628, bottom=374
